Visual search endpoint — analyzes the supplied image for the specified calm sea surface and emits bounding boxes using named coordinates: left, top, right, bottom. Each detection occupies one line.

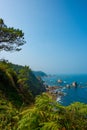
left=42, top=74, right=87, bottom=106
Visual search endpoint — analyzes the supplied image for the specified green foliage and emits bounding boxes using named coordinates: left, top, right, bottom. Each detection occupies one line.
left=17, top=94, right=63, bottom=130
left=0, top=60, right=45, bottom=106
left=0, top=60, right=46, bottom=107
left=18, top=93, right=87, bottom=130
left=0, top=63, right=25, bottom=107
left=0, top=61, right=46, bottom=129
left=10, top=62, right=46, bottom=96
left=0, top=98, right=19, bottom=130
left=17, top=66, right=34, bottom=105
left=0, top=18, right=25, bottom=51
left=18, top=66, right=30, bottom=89
left=65, top=102, right=87, bottom=130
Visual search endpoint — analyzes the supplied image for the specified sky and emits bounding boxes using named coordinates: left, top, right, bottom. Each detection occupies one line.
left=0, top=0, right=87, bottom=74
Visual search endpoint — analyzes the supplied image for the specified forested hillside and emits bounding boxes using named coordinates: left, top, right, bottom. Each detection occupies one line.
left=0, top=60, right=46, bottom=107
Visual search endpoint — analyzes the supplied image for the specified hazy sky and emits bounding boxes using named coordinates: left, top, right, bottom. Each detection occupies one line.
left=0, top=0, right=87, bottom=74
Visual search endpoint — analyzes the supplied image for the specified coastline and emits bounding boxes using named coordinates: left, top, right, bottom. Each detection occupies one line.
left=45, top=86, right=62, bottom=101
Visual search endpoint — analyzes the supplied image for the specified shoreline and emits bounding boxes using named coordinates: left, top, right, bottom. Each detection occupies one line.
left=45, top=85, right=63, bottom=101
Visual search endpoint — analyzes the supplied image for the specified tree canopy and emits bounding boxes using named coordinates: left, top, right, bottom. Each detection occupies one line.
left=0, top=18, right=25, bottom=51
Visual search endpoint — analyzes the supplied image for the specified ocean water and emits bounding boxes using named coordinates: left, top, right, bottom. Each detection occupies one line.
left=42, top=74, right=87, bottom=106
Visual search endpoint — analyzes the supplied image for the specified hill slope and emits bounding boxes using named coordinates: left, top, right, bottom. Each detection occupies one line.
left=0, top=61, right=46, bottom=108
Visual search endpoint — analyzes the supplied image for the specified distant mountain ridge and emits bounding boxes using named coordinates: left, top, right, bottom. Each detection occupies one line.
left=33, top=71, right=47, bottom=77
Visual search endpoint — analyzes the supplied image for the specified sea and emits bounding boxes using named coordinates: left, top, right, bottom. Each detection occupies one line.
left=42, top=74, right=87, bottom=106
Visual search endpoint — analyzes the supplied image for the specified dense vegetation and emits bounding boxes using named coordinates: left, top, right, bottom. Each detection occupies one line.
left=0, top=60, right=46, bottom=129
left=0, top=60, right=46, bottom=107
left=0, top=93, right=86, bottom=130
left=18, top=94, right=87, bottom=130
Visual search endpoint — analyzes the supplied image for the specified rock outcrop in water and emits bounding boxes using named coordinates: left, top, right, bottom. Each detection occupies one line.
left=58, top=79, right=63, bottom=83
left=72, top=82, right=78, bottom=87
